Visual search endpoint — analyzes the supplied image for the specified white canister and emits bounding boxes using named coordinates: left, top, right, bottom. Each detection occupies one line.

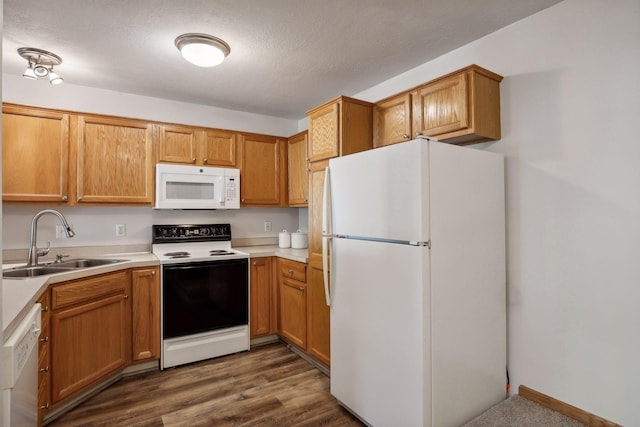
left=291, top=229, right=308, bottom=249
left=279, top=229, right=291, bottom=248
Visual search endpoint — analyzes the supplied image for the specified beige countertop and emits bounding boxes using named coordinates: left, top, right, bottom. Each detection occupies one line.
left=2, top=245, right=308, bottom=340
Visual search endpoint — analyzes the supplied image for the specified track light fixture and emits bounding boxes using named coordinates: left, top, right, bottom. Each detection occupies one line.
left=18, top=47, right=64, bottom=85
left=175, top=33, right=230, bottom=67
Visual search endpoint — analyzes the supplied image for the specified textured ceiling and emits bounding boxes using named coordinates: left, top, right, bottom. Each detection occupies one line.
left=3, top=0, right=562, bottom=119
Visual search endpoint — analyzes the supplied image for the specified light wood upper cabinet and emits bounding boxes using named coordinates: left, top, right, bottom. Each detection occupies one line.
left=73, top=115, right=154, bottom=205
left=200, top=129, right=237, bottom=167
left=288, top=131, right=309, bottom=207
left=411, top=65, right=503, bottom=145
left=2, top=104, right=70, bottom=203
left=307, top=96, right=373, bottom=162
left=157, top=124, right=198, bottom=164
left=250, top=257, right=274, bottom=338
left=158, top=126, right=238, bottom=167
left=131, top=267, right=160, bottom=362
left=239, top=133, right=287, bottom=206
left=373, top=93, right=412, bottom=148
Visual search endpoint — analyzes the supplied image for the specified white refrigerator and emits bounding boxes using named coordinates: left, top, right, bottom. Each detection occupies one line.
left=323, top=138, right=506, bottom=427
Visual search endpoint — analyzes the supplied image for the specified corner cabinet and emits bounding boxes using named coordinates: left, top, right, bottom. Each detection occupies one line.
left=131, top=267, right=160, bottom=361
left=49, top=270, right=131, bottom=404
left=287, top=131, right=309, bottom=207
left=239, top=133, right=287, bottom=206
left=72, top=115, right=154, bottom=205
left=2, top=104, right=70, bottom=203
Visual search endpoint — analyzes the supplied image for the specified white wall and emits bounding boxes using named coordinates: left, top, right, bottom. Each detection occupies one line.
left=353, top=1, right=640, bottom=424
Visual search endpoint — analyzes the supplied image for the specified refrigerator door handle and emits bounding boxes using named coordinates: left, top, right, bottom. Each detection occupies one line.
left=322, top=235, right=332, bottom=306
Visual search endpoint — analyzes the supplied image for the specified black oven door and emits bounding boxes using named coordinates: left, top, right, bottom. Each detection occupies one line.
left=162, top=258, right=248, bottom=339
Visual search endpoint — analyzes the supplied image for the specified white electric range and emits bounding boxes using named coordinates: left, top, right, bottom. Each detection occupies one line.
left=152, top=224, right=250, bottom=369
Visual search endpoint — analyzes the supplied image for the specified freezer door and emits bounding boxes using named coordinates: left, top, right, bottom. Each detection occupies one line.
left=328, top=139, right=430, bottom=242
left=330, top=238, right=430, bottom=426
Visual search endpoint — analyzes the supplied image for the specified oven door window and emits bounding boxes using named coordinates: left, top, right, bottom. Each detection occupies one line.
left=162, top=259, right=248, bottom=339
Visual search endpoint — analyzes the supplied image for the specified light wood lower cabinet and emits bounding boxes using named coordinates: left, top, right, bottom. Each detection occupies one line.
left=278, top=259, right=308, bottom=350
left=131, top=267, right=160, bottom=361
left=250, top=257, right=275, bottom=338
left=306, top=265, right=330, bottom=366
left=50, top=270, right=131, bottom=405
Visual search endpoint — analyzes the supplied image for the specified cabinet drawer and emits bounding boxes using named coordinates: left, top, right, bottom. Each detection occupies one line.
left=52, top=270, right=129, bottom=310
left=279, top=259, right=306, bottom=282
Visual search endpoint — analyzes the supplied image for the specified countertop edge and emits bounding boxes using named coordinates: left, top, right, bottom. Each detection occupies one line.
left=3, top=246, right=308, bottom=339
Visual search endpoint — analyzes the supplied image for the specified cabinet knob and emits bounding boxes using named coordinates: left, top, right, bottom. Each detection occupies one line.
left=123, top=294, right=129, bottom=299
left=192, top=158, right=197, bottom=163
left=288, top=269, right=293, bottom=274
left=403, top=134, right=410, bottom=139
left=298, top=287, right=305, bottom=291
left=152, top=270, right=156, bottom=275
left=40, top=366, right=49, bottom=372
left=303, top=199, right=308, bottom=203
left=61, top=195, right=68, bottom=202
left=41, top=306, right=49, bottom=312
left=415, top=131, right=422, bottom=137
left=77, top=196, right=83, bottom=202
left=203, top=158, right=208, bottom=164
left=40, top=336, right=49, bottom=343
left=41, top=404, right=49, bottom=410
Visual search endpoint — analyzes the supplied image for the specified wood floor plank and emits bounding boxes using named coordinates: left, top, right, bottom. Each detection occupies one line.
left=48, top=342, right=364, bottom=427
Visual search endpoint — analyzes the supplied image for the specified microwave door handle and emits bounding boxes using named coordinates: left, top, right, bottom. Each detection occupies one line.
left=219, top=176, right=225, bottom=205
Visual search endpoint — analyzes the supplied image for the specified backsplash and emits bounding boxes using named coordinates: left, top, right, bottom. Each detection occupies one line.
left=2, top=205, right=306, bottom=251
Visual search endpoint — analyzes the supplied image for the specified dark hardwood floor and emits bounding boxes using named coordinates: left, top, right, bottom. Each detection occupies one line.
left=47, top=342, right=364, bottom=426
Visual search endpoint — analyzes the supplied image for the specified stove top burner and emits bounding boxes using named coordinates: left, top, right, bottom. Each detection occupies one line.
left=209, top=250, right=233, bottom=256
left=164, top=251, right=190, bottom=258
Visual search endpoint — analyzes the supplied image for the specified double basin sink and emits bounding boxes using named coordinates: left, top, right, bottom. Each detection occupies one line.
left=3, top=258, right=129, bottom=279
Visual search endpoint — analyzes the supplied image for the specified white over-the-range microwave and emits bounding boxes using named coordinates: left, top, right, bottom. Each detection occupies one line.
left=154, top=164, right=240, bottom=209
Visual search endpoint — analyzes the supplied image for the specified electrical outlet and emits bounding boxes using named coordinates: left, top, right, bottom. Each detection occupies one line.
left=264, top=221, right=272, bottom=232
left=115, top=224, right=126, bottom=237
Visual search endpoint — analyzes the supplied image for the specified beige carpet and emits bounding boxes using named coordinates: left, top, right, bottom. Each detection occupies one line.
left=463, top=395, right=587, bottom=427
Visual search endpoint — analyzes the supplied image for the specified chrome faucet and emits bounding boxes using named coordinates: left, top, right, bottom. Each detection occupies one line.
left=26, top=209, right=75, bottom=266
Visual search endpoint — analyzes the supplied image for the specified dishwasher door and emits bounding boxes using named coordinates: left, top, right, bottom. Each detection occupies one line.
left=3, top=303, right=41, bottom=427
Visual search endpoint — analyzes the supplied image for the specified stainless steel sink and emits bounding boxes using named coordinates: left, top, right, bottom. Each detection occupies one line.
left=52, top=258, right=128, bottom=269
left=3, top=266, right=75, bottom=278
left=2, top=258, right=129, bottom=279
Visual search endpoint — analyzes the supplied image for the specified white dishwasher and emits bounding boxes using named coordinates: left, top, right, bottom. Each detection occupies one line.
left=3, top=303, right=41, bottom=427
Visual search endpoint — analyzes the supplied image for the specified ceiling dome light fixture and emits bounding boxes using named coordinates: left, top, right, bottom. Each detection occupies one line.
left=18, top=47, right=64, bottom=85
left=175, top=33, right=230, bottom=67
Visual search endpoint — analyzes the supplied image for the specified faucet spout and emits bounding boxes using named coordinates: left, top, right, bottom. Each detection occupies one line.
left=26, top=209, right=75, bottom=267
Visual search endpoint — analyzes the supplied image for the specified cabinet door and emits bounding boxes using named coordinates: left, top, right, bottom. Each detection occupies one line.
left=50, top=285, right=130, bottom=403
left=250, top=257, right=273, bottom=338
left=373, top=93, right=412, bottom=148
left=158, top=124, right=198, bottom=164
left=132, top=267, right=160, bottom=361
left=239, top=134, right=285, bottom=206
left=74, top=115, right=154, bottom=204
left=307, top=265, right=330, bottom=366
left=287, top=131, right=309, bottom=207
left=308, top=102, right=339, bottom=162
left=279, top=277, right=307, bottom=350
left=412, top=72, right=469, bottom=138
left=2, top=105, right=70, bottom=203
left=200, top=129, right=237, bottom=167
left=307, top=161, right=331, bottom=366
